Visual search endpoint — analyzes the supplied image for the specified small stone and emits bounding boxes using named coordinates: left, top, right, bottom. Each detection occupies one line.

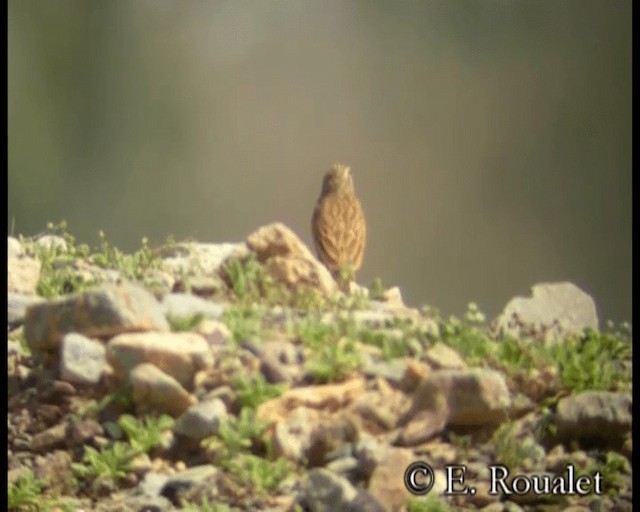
left=30, top=423, right=68, bottom=452
left=8, top=293, right=44, bottom=328
left=399, top=360, right=431, bottom=393
left=555, top=391, right=631, bottom=448
left=66, top=419, right=104, bottom=447
left=130, top=363, right=196, bottom=417
left=367, top=446, right=416, bottom=510
left=107, top=331, right=213, bottom=389
left=35, top=235, right=68, bottom=251
left=258, top=378, right=368, bottom=425
left=173, top=398, right=228, bottom=440
left=59, top=333, right=107, bottom=385
left=424, top=342, right=467, bottom=370
left=162, top=293, right=224, bottom=321
left=245, top=222, right=337, bottom=296
left=494, top=281, right=599, bottom=341
left=8, top=256, right=41, bottom=295
left=406, top=368, right=511, bottom=427
left=25, top=282, right=170, bottom=353
left=8, top=236, right=23, bottom=258
left=272, top=407, right=318, bottom=462
left=160, top=242, right=248, bottom=277
left=297, top=468, right=359, bottom=512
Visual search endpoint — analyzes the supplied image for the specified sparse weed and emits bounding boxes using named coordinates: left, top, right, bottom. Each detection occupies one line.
left=225, top=454, right=290, bottom=492
left=408, top=495, right=450, bottom=512
left=222, top=305, right=263, bottom=343
left=492, top=421, right=543, bottom=470
left=183, top=496, right=230, bottom=512
left=72, top=442, right=138, bottom=483
left=359, top=328, right=408, bottom=360
left=370, top=277, right=386, bottom=301
left=549, top=328, right=631, bottom=393
left=440, top=315, right=496, bottom=365
left=167, top=313, right=205, bottom=332
left=234, top=373, right=286, bottom=409
left=201, top=407, right=271, bottom=460
left=8, top=469, right=43, bottom=511
left=118, top=414, right=174, bottom=454
left=305, top=336, right=361, bottom=383
left=91, top=231, right=160, bottom=281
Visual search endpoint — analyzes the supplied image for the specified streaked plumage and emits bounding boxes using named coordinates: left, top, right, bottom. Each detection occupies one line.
left=311, top=164, right=366, bottom=283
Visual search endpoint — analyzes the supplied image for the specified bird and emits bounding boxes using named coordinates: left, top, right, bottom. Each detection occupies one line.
left=311, top=163, right=367, bottom=287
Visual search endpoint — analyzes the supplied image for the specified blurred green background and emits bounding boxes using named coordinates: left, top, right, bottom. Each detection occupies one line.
left=8, top=1, right=631, bottom=323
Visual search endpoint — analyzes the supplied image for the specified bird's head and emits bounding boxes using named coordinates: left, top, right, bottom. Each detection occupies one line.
left=322, top=163, right=354, bottom=194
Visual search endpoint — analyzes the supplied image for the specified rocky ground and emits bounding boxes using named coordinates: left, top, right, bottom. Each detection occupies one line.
left=7, top=223, right=632, bottom=512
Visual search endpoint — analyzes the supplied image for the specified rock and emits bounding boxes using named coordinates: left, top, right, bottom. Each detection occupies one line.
left=307, top=416, right=358, bottom=467
left=32, top=450, right=73, bottom=494
left=245, top=222, right=337, bottom=296
left=296, top=468, right=359, bottom=512
left=25, top=282, right=170, bottom=353
left=8, top=256, right=41, bottom=294
left=363, top=359, right=410, bottom=384
left=161, top=293, right=224, bottom=321
left=494, top=282, right=599, bottom=341
left=107, top=331, right=213, bottom=389
left=424, top=343, right=467, bottom=370
left=30, top=422, right=68, bottom=452
left=8, top=236, right=23, bottom=258
left=325, top=456, right=359, bottom=479
left=52, top=259, right=122, bottom=286
left=399, top=369, right=510, bottom=444
left=398, top=360, right=431, bottom=393
left=397, top=407, right=449, bottom=446
left=59, top=333, right=107, bottom=385
left=247, top=339, right=304, bottom=384
left=258, top=378, right=368, bottom=425
left=159, top=464, right=219, bottom=502
left=555, top=391, right=632, bottom=447
left=8, top=293, right=44, bottom=328
left=350, top=490, right=386, bottom=512
left=195, top=319, right=232, bottom=347
left=35, top=235, right=68, bottom=251
left=160, top=242, right=248, bottom=277
left=129, top=363, right=196, bottom=417
left=173, top=398, right=228, bottom=440
left=66, top=418, right=104, bottom=447
left=272, top=407, right=319, bottom=462
left=367, top=446, right=416, bottom=512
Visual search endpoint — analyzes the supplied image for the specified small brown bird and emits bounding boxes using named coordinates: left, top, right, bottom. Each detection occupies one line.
left=311, top=164, right=367, bottom=285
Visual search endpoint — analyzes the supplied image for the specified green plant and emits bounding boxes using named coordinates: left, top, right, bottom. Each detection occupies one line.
left=25, top=222, right=96, bottom=298
left=296, top=316, right=338, bottom=349
left=182, top=496, right=230, bottom=512
left=370, top=277, right=386, bottom=301
left=235, top=373, right=286, bottom=409
left=359, top=328, right=408, bottom=360
left=167, top=313, right=205, bottom=332
left=118, top=414, right=174, bottom=453
left=223, top=255, right=277, bottom=304
left=91, top=231, right=160, bottom=281
left=72, top=442, right=138, bottom=483
left=8, top=469, right=43, bottom=511
left=492, top=421, right=542, bottom=470
left=440, top=315, right=496, bottom=365
left=222, top=305, right=263, bottom=343
left=305, top=336, right=361, bottom=383
left=549, top=328, right=632, bottom=393
left=226, top=454, right=290, bottom=492
left=408, top=495, right=450, bottom=512
left=201, top=407, right=271, bottom=460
